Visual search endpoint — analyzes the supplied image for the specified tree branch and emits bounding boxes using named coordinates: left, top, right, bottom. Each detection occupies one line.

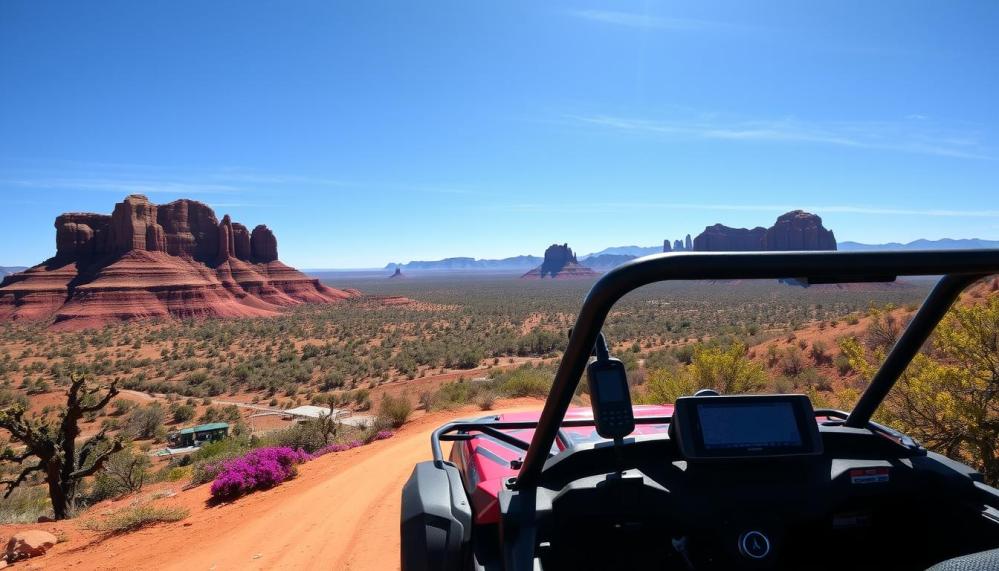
left=0, top=405, right=31, bottom=442
left=0, top=448, right=34, bottom=464
left=70, top=439, right=123, bottom=479
left=76, top=427, right=112, bottom=467
left=80, top=382, right=119, bottom=414
left=1, top=462, right=43, bottom=498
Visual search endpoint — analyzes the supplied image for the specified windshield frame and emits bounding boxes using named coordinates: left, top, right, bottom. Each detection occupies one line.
left=512, top=249, right=999, bottom=490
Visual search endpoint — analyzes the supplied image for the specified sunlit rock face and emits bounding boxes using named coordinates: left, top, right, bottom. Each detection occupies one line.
left=1, top=194, right=357, bottom=329
left=692, top=210, right=837, bottom=252
left=522, top=244, right=598, bottom=279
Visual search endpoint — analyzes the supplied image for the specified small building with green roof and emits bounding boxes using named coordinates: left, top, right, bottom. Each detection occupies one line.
left=167, top=422, right=229, bottom=448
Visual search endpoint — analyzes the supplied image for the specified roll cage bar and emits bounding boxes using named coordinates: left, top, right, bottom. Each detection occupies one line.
left=506, top=250, right=999, bottom=490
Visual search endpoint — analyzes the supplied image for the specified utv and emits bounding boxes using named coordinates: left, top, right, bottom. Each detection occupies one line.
left=402, top=250, right=999, bottom=570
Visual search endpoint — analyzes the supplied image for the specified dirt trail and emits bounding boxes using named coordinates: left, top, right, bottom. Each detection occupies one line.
left=33, top=400, right=542, bottom=571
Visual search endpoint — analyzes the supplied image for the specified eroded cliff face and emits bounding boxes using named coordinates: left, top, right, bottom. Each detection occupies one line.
left=693, top=225, right=768, bottom=252
left=763, top=210, right=837, bottom=251
left=2, top=194, right=357, bottom=329
left=522, top=244, right=598, bottom=279
left=692, top=211, right=837, bottom=252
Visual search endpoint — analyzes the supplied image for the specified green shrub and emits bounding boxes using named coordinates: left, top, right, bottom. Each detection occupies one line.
left=781, top=347, right=805, bottom=377
left=111, top=399, right=138, bottom=416
left=637, top=368, right=695, bottom=405
left=265, top=421, right=328, bottom=453
left=426, top=381, right=476, bottom=410
left=834, top=353, right=853, bottom=376
left=640, top=343, right=765, bottom=403
left=476, top=391, right=496, bottom=410
left=377, top=394, right=412, bottom=428
left=172, top=404, right=196, bottom=423
left=0, top=389, right=29, bottom=410
left=90, top=448, right=151, bottom=502
left=124, top=403, right=165, bottom=439
left=492, top=365, right=551, bottom=398
left=163, top=466, right=192, bottom=482
left=191, top=437, right=251, bottom=463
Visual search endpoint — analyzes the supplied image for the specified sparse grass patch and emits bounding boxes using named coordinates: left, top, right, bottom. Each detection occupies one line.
left=0, top=485, right=51, bottom=523
left=81, top=503, right=189, bottom=534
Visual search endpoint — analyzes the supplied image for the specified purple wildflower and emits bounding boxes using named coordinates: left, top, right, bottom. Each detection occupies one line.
left=209, top=447, right=310, bottom=500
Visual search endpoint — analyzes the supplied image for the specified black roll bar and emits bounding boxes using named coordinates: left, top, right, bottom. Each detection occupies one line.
left=844, top=274, right=980, bottom=427
left=513, top=250, right=999, bottom=490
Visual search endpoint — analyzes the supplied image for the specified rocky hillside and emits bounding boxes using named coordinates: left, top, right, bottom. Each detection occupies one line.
left=0, top=194, right=357, bottom=329
left=522, top=244, right=598, bottom=279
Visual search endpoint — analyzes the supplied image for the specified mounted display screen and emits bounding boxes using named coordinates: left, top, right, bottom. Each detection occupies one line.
left=594, top=368, right=628, bottom=403
left=672, top=395, right=822, bottom=460
left=586, top=358, right=635, bottom=440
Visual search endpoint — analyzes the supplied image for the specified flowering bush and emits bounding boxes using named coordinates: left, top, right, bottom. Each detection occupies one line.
left=206, top=432, right=396, bottom=501
left=209, top=447, right=310, bottom=500
left=371, top=430, right=395, bottom=442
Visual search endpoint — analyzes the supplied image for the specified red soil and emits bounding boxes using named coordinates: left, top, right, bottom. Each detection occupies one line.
left=2, top=399, right=545, bottom=571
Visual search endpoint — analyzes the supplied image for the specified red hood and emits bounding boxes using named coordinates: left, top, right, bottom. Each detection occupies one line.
left=451, top=405, right=674, bottom=525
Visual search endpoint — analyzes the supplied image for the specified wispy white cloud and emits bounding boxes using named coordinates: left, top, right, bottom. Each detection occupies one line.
left=567, top=9, right=733, bottom=31
left=0, top=159, right=487, bottom=197
left=3, top=178, right=243, bottom=195
left=499, top=202, right=999, bottom=218
left=569, top=113, right=995, bottom=160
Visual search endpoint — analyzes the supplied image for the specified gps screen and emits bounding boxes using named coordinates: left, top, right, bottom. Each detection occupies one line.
left=697, top=401, right=802, bottom=450
left=594, top=368, right=627, bottom=403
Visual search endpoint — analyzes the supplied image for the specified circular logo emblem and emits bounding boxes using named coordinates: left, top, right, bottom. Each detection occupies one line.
left=739, top=530, right=771, bottom=559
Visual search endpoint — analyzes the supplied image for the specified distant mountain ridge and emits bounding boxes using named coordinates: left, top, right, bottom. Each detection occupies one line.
left=0, top=267, right=27, bottom=278
left=381, top=236, right=998, bottom=273
left=385, top=255, right=542, bottom=271
left=580, top=245, right=662, bottom=259
left=839, top=238, right=999, bottom=251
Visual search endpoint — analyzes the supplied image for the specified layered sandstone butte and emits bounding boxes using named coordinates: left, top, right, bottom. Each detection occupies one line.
left=0, top=194, right=357, bottom=329
left=693, top=225, right=768, bottom=251
left=522, top=244, right=598, bottom=279
left=763, top=210, right=838, bottom=250
left=692, top=211, right=837, bottom=252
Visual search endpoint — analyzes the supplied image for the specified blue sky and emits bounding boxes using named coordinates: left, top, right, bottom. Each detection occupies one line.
left=1, top=1, right=997, bottom=268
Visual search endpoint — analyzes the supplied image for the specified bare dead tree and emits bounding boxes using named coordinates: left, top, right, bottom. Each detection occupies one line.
left=0, top=373, right=123, bottom=519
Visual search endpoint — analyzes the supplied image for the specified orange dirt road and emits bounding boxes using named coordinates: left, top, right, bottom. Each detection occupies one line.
left=34, top=400, right=543, bottom=571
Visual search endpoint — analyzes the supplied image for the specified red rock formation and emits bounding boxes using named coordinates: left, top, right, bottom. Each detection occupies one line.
left=55, top=213, right=111, bottom=259
left=522, top=244, right=598, bottom=279
left=251, top=225, right=278, bottom=263
left=110, top=194, right=165, bottom=252
left=693, top=224, right=768, bottom=251
left=0, top=194, right=358, bottom=329
left=232, top=223, right=252, bottom=261
left=156, top=198, right=219, bottom=261
left=763, top=210, right=837, bottom=251
left=691, top=211, right=837, bottom=252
